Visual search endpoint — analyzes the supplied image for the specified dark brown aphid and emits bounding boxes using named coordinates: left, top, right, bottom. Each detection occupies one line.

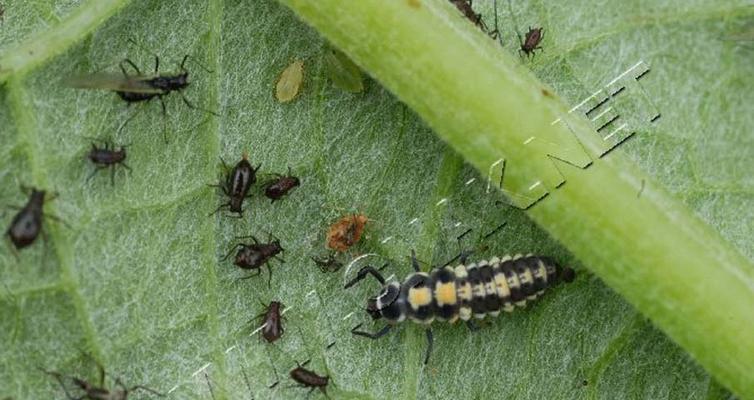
left=41, top=363, right=163, bottom=400
left=5, top=188, right=52, bottom=251
left=86, top=140, right=131, bottom=185
left=222, top=235, right=284, bottom=285
left=290, top=361, right=329, bottom=398
left=449, top=0, right=499, bottom=40
left=210, top=153, right=260, bottom=218
left=311, top=254, right=343, bottom=272
left=264, top=167, right=300, bottom=203
left=257, top=300, right=284, bottom=343
left=519, top=26, right=544, bottom=57
left=326, top=214, right=368, bottom=252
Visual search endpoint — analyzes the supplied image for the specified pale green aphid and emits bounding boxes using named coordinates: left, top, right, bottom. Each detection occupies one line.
left=324, top=48, right=364, bottom=93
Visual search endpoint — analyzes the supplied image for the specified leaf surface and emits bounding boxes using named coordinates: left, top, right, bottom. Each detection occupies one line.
left=0, top=0, right=751, bottom=399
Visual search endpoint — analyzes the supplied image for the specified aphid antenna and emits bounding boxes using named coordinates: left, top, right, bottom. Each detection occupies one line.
left=204, top=372, right=216, bottom=400
left=38, top=367, right=79, bottom=400
left=507, top=0, right=524, bottom=47
left=176, top=88, right=220, bottom=117
left=114, top=102, right=147, bottom=136
left=493, top=0, right=503, bottom=47
left=241, top=364, right=256, bottom=400
left=181, top=54, right=216, bottom=74
left=263, top=343, right=284, bottom=389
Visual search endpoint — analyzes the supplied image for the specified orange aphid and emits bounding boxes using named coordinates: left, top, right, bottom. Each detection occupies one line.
left=326, top=214, right=369, bottom=252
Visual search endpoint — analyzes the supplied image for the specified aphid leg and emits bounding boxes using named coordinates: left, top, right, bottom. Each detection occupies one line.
left=221, top=243, right=246, bottom=261
left=423, top=329, right=434, bottom=365
left=40, top=368, right=79, bottom=400
left=343, top=265, right=386, bottom=288
left=42, top=212, right=71, bottom=229
left=466, top=320, right=481, bottom=332
left=234, top=234, right=260, bottom=244
left=266, top=264, right=273, bottom=288
left=153, top=54, right=160, bottom=74
left=410, top=249, right=421, bottom=272
left=183, top=55, right=215, bottom=74
left=158, top=96, right=169, bottom=144
left=205, top=372, right=216, bottom=400
left=5, top=236, right=20, bottom=260
left=239, top=269, right=263, bottom=280
left=208, top=202, right=230, bottom=217
left=86, top=166, right=107, bottom=183
left=178, top=90, right=220, bottom=117
left=241, top=365, right=255, bottom=399
left=351, top=323, right=392, bottom=339
left=263, top=345, right=281, bottom=389
left=493, top=0, right=503, bottom=46
left=119, top=58, right=142, bottom=77
left=109, top=165, right=117, bottom=186
left=115, top=103, right=145, bottom=135
left=125, top=382, right=165, bottom=397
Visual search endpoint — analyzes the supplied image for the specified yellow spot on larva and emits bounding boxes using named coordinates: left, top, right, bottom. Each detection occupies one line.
left=435, top=282, right=457, bottom=306
left=275, top=59, right=304, bottom=103
left=409, top=287, right=432, bottom=307
left=407, top=0, right=421, bottom=8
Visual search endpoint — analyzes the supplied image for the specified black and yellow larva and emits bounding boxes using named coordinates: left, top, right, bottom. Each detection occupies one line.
left=344, top=251, right=575, bottom=364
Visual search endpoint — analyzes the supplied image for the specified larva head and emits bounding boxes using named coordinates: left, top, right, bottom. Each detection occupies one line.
left=367, top=282, right=404, bottom=323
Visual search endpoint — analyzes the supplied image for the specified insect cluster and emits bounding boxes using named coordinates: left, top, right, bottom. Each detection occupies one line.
left=0, top=3, right=567, bottom=398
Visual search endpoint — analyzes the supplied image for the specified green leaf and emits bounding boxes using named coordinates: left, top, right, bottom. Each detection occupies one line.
left=0, top=1, right=751, bottom=400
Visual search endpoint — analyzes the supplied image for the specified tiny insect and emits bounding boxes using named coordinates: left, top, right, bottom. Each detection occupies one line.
left=449, top=0, right=500, bottom=41
left=289, top=361, right=329, bottom=398
left=519, top=26, right=544, bottom=57
left=41, top=361, right=163, bottom=400
left=345, top=251, right=575, bottom=364
left=86, top=140, right=131, bottom=185
left=209, top=153, right=260, bottom=218
left=263, top=167, right=300, bottom=203
left=256, top=300, right=285, bottom=343
left=67, top=42, right=217, bottom=141
left=323, top=49, right=364, bottom=93
left=222, top=234, right=285, bottom=285
left=275, top=59, right=304, bottom=103
left=326, top=214, right=368, bottom=252
left=311, top=253, right=343, bottom=273
left=5, top=187, right=60, bottom=251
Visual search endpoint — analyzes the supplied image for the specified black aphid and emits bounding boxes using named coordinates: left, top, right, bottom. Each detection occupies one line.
left=41, top=360, right=163, bottom=400
left=449, top=0, right=500, bottom=42
left=210, top=153, right=260, bottom=218
left=519, top=27, right=544, bottom=57
left=5, top=187, right=58, bottom=251
left=257, top=300, right=284, bottom=343
left=311, top=254, right=343, bottom=273
left=222, top=234, right=284, bottom=285
left=66, top=40, right=218, bottom=141
left=263, top=167, right=300, bottom=203
left=289, top=361, right=329, bottom=398
left=86, top=140, right=131, bottom=185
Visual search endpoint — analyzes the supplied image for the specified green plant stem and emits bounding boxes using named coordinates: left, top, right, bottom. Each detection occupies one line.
left=0, top=0, right=130, bottom=83
left=277, top=0, right=754, bottom=397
